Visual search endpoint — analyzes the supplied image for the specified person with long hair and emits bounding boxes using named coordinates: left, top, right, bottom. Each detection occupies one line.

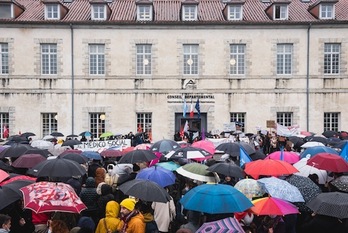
left=48, top=219, right=69, bottom=233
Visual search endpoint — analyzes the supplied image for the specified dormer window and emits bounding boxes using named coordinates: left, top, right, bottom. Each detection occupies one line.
left=137, top=5, right=152, bottom=21
left=0, top=3, right=13, bottom=19
left=91, top=4, right=106, bottom=20
left=228, top=5, right=243, bottom=20
left=274, top=4, right=288, bottom=20
left=182, top=5, right=197, bottom=21
left=45, top=4, right=59, bottom=20
left=320, top=4, right=334, bottom=19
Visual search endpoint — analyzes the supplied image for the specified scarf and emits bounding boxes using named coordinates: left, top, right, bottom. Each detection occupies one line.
left=121, top=210, right=139, bottom=233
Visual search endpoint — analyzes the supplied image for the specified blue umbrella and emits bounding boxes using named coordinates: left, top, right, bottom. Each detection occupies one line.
left=180, top=183, right=253, bottom=214
left=155, top=161, right=180, bottom=171
left=81, top=151, right=102, bottom=160
left=136, top=166, right=176, bottom=187
left=300, top=146, right=338, bottom=159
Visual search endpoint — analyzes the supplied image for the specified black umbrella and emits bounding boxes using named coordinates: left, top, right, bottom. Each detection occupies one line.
left=118, top=150, right=157, bottom=164
left=309, top=136, right=328, bottom=145
left=330, top=175, right=348, bottom=193
left=288, top=136, right=305, bottom=149
left=307, top=192, right=348, bottom=219
left=165, top=147, right=212, bottom=160
left=207, top=162, right=245, bottom=178
left=27, top=157, right=86, bottom=178
left=61, top=139, right=82, bottom=147
left=322, top=130, right=338, bottom=138
left=21, top=132, right=36, bottom=138
left=216, top=142, right=255, bottom=157
left=150, top=139, right=180, bottom=154
left=118, top=179, right=171, bottom=203
left=0, top=144, right=32, bottom=158
left=249, top=150, right=267, bottom=161
left=50, top=132, right=64, bottom=137
left=59, top=153, right=88, bottom=164
left=0, top=180, right=34, bottom=210
left=66, top=134, right=79, bottom=138
left=0, top=161, right=14, bottom=173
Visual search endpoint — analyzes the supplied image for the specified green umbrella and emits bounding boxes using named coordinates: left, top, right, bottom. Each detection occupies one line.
left=176, top=163, right=217, bottom=182
left=99, top=132, right=114, bottom=139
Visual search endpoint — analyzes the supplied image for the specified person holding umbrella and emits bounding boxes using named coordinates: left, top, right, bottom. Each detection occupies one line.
left=119, top=198, right=145, bottom=233
left=0, top=214, right=11, bottom=233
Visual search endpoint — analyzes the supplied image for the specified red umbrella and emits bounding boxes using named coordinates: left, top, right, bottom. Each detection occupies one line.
left=306, top=152, right=348, bottom=173
left=244, top=159, right=298, bottom=179
left=0, top=169, right=9, bottom=183
left=192, top=140, right=215, bottom=155
left=100, top=149, right=122, bottom=158
left=59, top=149, right=82, bottom=156
left=20, top=181, right=87, bottom=213
left=251, top=197, right=299, bottom=216
left=0, top=175, right=36, bottom=186
left=266, top=151, right=300, bottom=164
left=11, top=154, right=47, bottom=168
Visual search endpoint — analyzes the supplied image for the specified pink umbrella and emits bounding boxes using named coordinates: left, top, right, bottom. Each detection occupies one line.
left=266, top=151, right=300, bottom=164
left=0, top=169, right=9, bottom=183
left=251, top=197, right=299, bottom=215
left=135, top=143, right=152, bottom=150
left=192, top=140, right=215, bottom=155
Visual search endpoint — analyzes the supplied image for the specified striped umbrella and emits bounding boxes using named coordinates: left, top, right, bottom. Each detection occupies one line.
left=196, top=217, right=245, bottom=233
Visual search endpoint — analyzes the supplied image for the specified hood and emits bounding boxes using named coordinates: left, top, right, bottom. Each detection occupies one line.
left=101, top=184, right=112, bottom=195
left=105, top=201, right=120, bottom=218
left=85, top=177, right=95, bottom=188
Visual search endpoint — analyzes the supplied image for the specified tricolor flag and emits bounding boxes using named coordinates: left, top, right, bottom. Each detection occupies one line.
left=189, top=99, right=194, bottom=118
left=195, top=98, right=200, bottom=118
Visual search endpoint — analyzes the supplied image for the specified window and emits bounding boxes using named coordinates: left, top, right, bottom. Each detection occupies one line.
left=324, top=112, right=339, bottom=132
left=182, top=5, right=197, bottom=21
left=183, top=44, right=198, bottom=75
left=45, top=4, right=59, bottom=20
left=277, top=112, right=292, bottom=127
left=137, top=5, right=152, bottom=21
left=324, top=43, right=340, bottom=74
left=0, top=43, right=9, bottom=74
left=230, top=44, right=245, bottom=75
left=228, top=5, right=243, bottom=21
left=0, top=113, right=9, bottom=139
left=42, top=113, right=57, bottom=136
left=41, top=44, right=57, bottom=75
left=89, top=44, right=105, bottom=75
left=230, top=113, right=245, bottom=132
left=136, top=44, right=152, bottom=75
left=0, top=3, right=13, bottom=19
left=274, top=5, right=288, bottom=20
left=277, top=44, right=292, bottom=75
left=90, top=113, right=105, bottom=139
left=320, top=4, right=334, bottom=19
left=91, top=4, right=106, bottom=20
left=137, top=113, right=152, bottom=141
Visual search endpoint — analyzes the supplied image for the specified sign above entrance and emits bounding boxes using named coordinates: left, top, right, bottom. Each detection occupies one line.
left=167, top=94, right=215, bottom=99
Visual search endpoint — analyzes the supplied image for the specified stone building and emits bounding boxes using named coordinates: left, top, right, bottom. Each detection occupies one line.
left=0, top=0, right=347, bottom=141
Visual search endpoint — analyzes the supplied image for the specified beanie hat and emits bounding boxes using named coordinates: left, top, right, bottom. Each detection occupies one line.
left=120, top=198, right=136, bottom=211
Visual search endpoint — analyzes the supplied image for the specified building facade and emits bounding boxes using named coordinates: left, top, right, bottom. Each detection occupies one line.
left=0, top=0, right=348, bottom=140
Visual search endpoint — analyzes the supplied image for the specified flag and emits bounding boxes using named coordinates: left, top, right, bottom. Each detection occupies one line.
left=189, top=99, right=194, bottom=118
left=2, top=125, right=9, bottom=138
left=195, top=98, right=200, bottom=118
left=201, top=127, right=206, bottom=140
left=239, top=147, right=252, bottom=167
left=183, top=120, right=189, bottom=133
left=280, top=146, right=284, bottom=161
left=276, top=123, right=292, bottom=137
left=183, top=98, right=187, bottom=117
left=340, top=141, right=348, bottom=162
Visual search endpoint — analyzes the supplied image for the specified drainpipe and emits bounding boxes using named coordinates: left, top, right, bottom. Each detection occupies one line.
left=306, top=23, right=311, bottom=132
left=70, top=24, right=75, bottom=134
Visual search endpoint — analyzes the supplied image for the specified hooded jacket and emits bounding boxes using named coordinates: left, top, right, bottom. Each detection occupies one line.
left=95, top=201, right=123, bottom=233
left=79, top=177, right=99, bottom=210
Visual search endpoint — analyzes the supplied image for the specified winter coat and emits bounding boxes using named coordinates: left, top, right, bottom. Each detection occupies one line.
left=125, top=212, right=145, bottom=233
left=79, top=177, right=99, bottom=210
left=97, top=184, right=115, bottom=218
left=95, top=201, right=124, bottom=233
left=152, top=197, right=176, bottom=232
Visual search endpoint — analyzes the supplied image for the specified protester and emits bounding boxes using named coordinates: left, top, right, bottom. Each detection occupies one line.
left=79, top=177, right=99, bottom=225
left=120, top=198, right=145, bottom=233
left=95, top=201, right=123, bottom=233
left=49, top=219, right=69, bottom=233
left=0, top=214, right=11, bottom=233
left=152, top=192, right=176, bottom=233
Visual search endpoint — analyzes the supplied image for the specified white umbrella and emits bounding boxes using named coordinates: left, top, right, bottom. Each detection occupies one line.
left=301, top=141, right=325, bottom=148
left=293, top=158, right=329, bottom=184
left=30, top=140, right=54, bottom=150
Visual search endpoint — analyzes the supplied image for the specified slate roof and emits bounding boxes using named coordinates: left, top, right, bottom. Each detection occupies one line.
left=1, top=0, right=348, bottom=24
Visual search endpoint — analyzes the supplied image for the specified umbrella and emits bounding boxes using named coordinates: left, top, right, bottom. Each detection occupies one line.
left=50, top=132, right=64, bottom=137
left=196, top=217, right=245, bottom=233
left=59, top=153, right=88, bottom=164
left=257, top=177, right=304, bottom=203
left=79, top=131, right=92, bottom=137
left=66, top=134, right=79, bottom=138
left=150, top=139, right=180, bottom=154
left=99, top=132, right=114, bottom=139
left=134, top=143, right=152, bottom=150
left=309, top=136, right=328, bottom=145
left=249, top=150, right=267, bottom=161
left=322, top=130, right=338, bottom=138
left=288, top=136, right=305, bottom=149
left=20, top=181, right=87, bottom=213
left=293, top=158, right=328, bottom=184
left=155, top=161, right=180, bottom=171
left=180, top=183, right=253, bottom=214
left=0, top=161, right=13, bottom=173
left=216, top=142, right=255, bottom=157
left=176, top=163, right=217, bottom=183
left=306, top=192, right=348, bottom=219
left=266, top=151, right=300, bottom=164
left=61, top=139, right=82, bottom=147
left=234, top=178, right=265, bottom=200
left=285, top=174, right=322, bottom=212
left=59, top=149, right=82, bottom=156
left=251, top=197, right=299, bottom=216
left=0, top=170, right=9, bottom=183
left=306, top=152, right=348, bottom=173
left=0, top=144, right=33, bottom=158
left=81, top=151, right=102, bottom=160
left=118, top=179, right=171, bottom=203
left=300, top=146, right=338, bottom=159
left=207, top=162, right=245, bottom=178
left=165, top=147, right=212, bottom=160
left=301, top=141, right=326, bottom=148
left=21, top=132, right=36, bottom=138
left=118, top=150, right=157, bottom=164
left=191, top=140, right=216, bottom=155
left=27, top=157, right=86, bottom=178
left=244, top=159, right=298, bottom=179
left=100, top=149, right=122, bottom=158
left=11, top=154, right=47, bottom=169
left=0, top=180, right=35, bottom=210
left=30, top=140, right=54, bottom=150
left=330, top=175, right=348, bottom=193
left=0, top=175, right=36, bottom=186
left=136, top=166, right=176, bottom=188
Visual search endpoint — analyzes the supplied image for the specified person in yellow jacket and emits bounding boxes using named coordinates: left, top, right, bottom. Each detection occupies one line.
left=95, top=201, right=123, bottom=233
left=119, top=198, right=145, bottom=233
